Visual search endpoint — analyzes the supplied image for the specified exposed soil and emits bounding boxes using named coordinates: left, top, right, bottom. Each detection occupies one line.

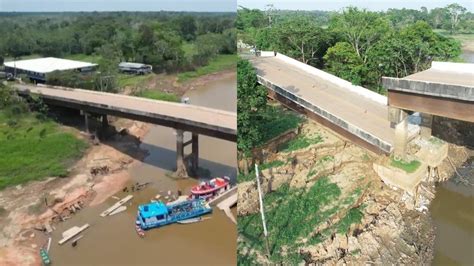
left=124, top=69, right=236, bottom=97
left=237, top=119, right=471, bottom=265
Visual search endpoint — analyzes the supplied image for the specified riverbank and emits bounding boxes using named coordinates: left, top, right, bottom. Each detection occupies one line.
left=237, top=116, right=471, bottom=265
left=0, top=68, right=235, bottom=265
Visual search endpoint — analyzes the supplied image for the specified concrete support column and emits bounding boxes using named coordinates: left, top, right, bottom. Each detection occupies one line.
left=191, top=133, right=199, bottom=175
left=175, top=129, right=188, bottom=177
left=84, top=112, right=90, bottom=134
left=393, top=109, right=409, bottom=161
left=102, top=114, right=109, bottom=129
left=420, top=113, right=433, bottom=139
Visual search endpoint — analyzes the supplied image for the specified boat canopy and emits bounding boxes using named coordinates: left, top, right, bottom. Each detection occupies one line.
left=138, top=202, right=168, bottom=219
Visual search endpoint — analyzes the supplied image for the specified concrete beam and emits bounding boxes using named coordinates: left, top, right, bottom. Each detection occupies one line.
left=382, top=77, right=474, bottom=102
left=387, top=90, right=474, bottom=123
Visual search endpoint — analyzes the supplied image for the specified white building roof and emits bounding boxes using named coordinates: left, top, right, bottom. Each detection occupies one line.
left=4, top=57, right=97, bottom=74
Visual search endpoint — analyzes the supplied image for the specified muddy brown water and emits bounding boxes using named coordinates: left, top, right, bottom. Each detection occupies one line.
left=431, top=157, right=474, bottom=265
left=49, top=74, right=237, bottom=265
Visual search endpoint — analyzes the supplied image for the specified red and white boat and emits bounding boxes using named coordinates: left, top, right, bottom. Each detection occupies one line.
left=189, top=176, right=231, bottom=201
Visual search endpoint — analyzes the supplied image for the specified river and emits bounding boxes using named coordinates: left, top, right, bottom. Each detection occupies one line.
left=430, top=50, right=474, bottom=265
left=49, top=73, right=237, bottom=265
left=431, top=158, right=474, bottom=265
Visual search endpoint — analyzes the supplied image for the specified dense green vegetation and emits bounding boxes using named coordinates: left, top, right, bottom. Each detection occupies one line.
left=259, top=106, right=303, bottom=145
left=0, top=12, right=236, bottom=90
left=238, top=4, right=471, bottom=92
left=135, top=90, right=180, bottom=102
left=238, top=177, right=365, bottom=264
left=237, top=59, right=303, bottom=156
left=237, top=59, right=268, bottom=155
left=0, top=85, right=88, bottom=190
left=177, top=54, right=237, bottom=82
left=391, top=157, right=422, bottom=173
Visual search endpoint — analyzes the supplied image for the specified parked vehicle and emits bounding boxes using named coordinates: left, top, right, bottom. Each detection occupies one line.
left=118, top=62, right=152, bottom=75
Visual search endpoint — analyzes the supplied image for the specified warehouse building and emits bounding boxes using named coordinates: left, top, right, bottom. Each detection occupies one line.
left=3, top=57, right=97, bottom=83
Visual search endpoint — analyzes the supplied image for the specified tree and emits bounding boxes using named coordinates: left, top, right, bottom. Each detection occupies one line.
left=236, top=7, right=267, bottom=30
left=174, top=16, right=197, bottom=41
left=237, top=60, right=267, bottom=156
left=329, top=7, right=390, bottom=63
left=429, top=7, right=448, bottom=29
left=446, top=3, right=467, bottom=33
left=272, top=16, right=331, bottom=66
left=323, top=42, right=367, bottom=85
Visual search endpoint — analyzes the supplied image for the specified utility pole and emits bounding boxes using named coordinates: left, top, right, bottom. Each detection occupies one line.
left=255, top=164, right=271, bottom=258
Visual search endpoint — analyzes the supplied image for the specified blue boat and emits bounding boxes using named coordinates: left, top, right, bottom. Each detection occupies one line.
left=136, top=198, right=212, bottom=230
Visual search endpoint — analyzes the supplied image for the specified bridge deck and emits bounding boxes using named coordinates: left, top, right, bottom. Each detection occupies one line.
left=405, top=69, right=474, bottom=87
left=15, top=84, right=237, bottom=141
left=252, top=56, right=394, bottom=150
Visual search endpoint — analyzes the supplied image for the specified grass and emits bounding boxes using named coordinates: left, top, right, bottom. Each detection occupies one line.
left=117, top=74, right=155, bottom=88
left=428, top=136, right=445, bottom=145
left=238, top=176, right=368, bottom=264
left=238, top=177, right=343, bottom=263
left=177, top=54, right=237, bottom=82
left=336, top=206, right=365, bottom=234
left=135, top=90, right=180, bottom=102
left=259, top=106, right=304, bottom=146
left=390, top=157, right=421, bottom=173
left=278, top=134, right=323, bottom=152
left=0, top=108, right=88, bottom=190
left=434, top=29, right=474, bottom=52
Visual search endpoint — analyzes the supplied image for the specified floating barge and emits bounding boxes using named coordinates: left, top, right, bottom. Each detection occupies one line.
left=136, top=198, right=211, bottom=230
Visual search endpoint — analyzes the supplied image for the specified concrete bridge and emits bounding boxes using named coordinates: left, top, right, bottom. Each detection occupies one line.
left=251, top=52, right=397, bottom=154
left=14, top=84, right=237, bottom=177
left=383, top=61, right=474, bottom=158
left=251, top=52, right=472, bottom=159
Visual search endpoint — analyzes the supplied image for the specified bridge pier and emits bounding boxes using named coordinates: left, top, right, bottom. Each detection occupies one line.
left=83, top=111, right=90, bottom=134
left=175, top=130, right=199, bottom=177
left=102, top=114, right=109, bottom=129
left=420, top=113, right=433, bottom=138
left=191, top=133, right=199, bottom=174
left=176, top=130, right=188, bottom=177
left=389, top=107, right=409, bottom=160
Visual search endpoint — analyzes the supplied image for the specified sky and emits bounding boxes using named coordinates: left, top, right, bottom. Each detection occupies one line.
left=0, top=0, right=236, bottom=12
left=238, top=0, right=474, bottom=12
